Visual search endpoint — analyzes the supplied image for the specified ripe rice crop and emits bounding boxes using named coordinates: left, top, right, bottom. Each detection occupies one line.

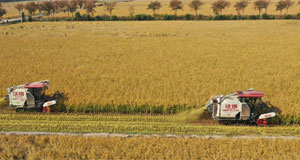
left=0, top=21, right=300, bottom=115
left=64, top=103, right=193, bottom=114
left=1, top=135, right=300, bottom=159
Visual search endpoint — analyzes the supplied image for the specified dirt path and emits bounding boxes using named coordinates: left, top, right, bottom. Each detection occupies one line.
left=0, top=131, right=299, bottom=139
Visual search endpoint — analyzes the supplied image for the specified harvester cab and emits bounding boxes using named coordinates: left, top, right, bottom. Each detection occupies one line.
left=7, top=80, right=63, bottom=112
left=206, top=89, right=276, bottom=126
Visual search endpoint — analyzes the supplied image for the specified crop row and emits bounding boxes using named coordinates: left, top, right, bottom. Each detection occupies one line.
left=0, top=113, right=300, bottom=136
left=1, top=99, right=195, bottom=114
left=1, top=135, right=300, bottom=159
left=0, top=113, right=180, bottom=122
left=56, top=104, right=300, bottom=125
left=63, top=104, right=194, bottom=114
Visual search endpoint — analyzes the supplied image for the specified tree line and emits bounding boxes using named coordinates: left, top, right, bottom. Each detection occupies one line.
left=146, top=0, right=297, bottom=18
left=0, top=0, right=300, bottom=20
left=0, top=0, right=117, bottom=19
left=0, top=3, right=6, bottom=18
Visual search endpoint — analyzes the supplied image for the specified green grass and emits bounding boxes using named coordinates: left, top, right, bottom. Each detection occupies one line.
left=0, top=113, right=300, bottom=136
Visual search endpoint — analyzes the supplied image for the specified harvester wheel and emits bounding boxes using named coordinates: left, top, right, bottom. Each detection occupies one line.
left=16, top=108, right=21, bottom=112
left=16, top=108, right=25, bottom=112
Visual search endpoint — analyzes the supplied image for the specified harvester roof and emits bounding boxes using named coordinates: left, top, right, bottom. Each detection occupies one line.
left=237, top=90, right=264, bottom=98
left=24, top=82, right=48, bottom=88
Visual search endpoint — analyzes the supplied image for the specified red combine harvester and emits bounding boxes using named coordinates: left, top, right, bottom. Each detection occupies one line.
left=6, top=80, right=63, bottom=112
left=206, top=89, right=276, bottom=126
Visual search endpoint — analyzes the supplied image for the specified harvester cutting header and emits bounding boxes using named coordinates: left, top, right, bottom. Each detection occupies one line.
left=6, top=80, right=63, bottom=112
left=206, top=89, right=276, bottom=126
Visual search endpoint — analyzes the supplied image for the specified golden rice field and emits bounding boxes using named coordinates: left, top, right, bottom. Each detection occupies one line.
left=2, top=0, right=300, bottom=19
left=1, top=21, right=300, bottom=114
left=1, top=135, right=300, bottom=159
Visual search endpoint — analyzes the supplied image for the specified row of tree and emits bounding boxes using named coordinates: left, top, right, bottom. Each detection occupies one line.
left=11, top=0, right=116, bottom=18
left=0, top=0, right=300, bottom=20
left=147, top=0, right=297, bottom=17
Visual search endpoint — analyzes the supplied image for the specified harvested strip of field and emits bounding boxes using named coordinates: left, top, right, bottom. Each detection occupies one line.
left=1, top=135, right=300, bottom=159
left=1, top=131, right=300, bottom=140
left=0, top=113, right=299, bottom=136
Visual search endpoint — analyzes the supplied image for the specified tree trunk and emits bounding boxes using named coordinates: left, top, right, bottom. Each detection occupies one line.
left=195, top=10, right=198, bottom=20
left=265, top=8, right=267, bottom=14
left=153, top=9, right=156, bottom=16
left=286, top=8, right=288, bottom=15
left=38, top=11, right=41, bottom=20
left=280, top=10, right=282, bottom=17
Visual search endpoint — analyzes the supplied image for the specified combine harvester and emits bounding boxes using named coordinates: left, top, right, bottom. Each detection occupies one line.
left=4, top=80, right=276, bottom=126
left=206, top=89, right=276, bottom=126
left=6, top=80, right=63, bottom=113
